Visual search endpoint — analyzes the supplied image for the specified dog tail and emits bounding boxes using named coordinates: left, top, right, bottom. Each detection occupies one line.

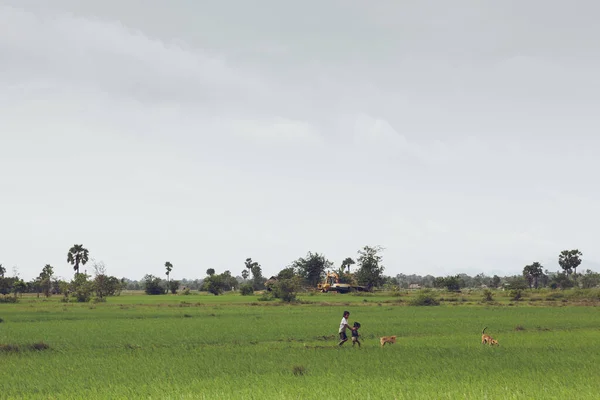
left=482, top=327, right=487, bottom=334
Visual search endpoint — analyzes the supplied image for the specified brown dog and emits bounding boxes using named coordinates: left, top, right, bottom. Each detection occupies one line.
left=481, top=327, right=499, bottom=346
left=380, top=335, right=397, bottom=347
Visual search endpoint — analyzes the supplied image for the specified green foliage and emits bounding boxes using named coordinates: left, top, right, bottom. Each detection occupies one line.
left=203, top=274, right=225, bottom=295
left=206, top=268, right=215, bottom=276
left=70, top=273, right=94, bottom=302
left=559, top=249, right=583, bottom=276
left=580, top=270, right=600, bottom=289
left=240, top=283, right=254, bottom=296
left=434, top=275, right=461, bottom=292
left=505, top=276, right=528, bottom=290
left=550, top=272, right=575, bottom=290
left=270, top=277, right=301, bottom=302
left=277, top=267, right=295, bottom=280
left=292, top=252, right=331, bottom=288
left=245, top=258, right=265, bottom=290
left=168, top=280, right=180, bottom=294
left=142, top=275, right=165, bottom=295
left=409, top=289, right=440, bottom=306
left=94, top=275, right=122, bottom=299
left=355, top=245, right=385, bottom=290
left=67, top=244, right=89, bottom=275
left=0, top=264, right=5, bottom=278
left=482, top=289, right=494, bottom=302
left=523, top=262, right=544, bottom=289
left=510, top=289, right=523, bottom=301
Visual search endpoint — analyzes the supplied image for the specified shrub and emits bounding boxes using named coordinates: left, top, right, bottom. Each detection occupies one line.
left=181, top=288, right=191, bottom=296
left=143, top=275, right=165, bottom=295
left=0, top=296, right=18, bottom=304
left=409, top=289, right=440, bottom=306
left=482, top=289, right=494, bottom=302
left=258, top=291, right=274, bottom=301
left=70, top=274, right=94, bottom=303
left=271, top=277, right=300, bottom=303
left=510, top=289, right=523, bottom=301
left=168, top=280, right=180, bottom=294
left=240, top=283, right=254, bottom=296
left=292, top=365, right=307, bottom=376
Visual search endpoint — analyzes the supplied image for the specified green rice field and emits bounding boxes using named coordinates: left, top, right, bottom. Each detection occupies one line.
left=1, top=291, right=599, bottom=399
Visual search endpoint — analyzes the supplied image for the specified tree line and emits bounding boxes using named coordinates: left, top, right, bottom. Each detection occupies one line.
left=1, top=245, right=597, bottom=303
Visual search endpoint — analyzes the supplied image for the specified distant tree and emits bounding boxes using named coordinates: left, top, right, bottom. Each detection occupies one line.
left=526, top=262, right=544, bottom=289
left=245, top=258, right=265, bottom=290
left=341, top=257, right=355, bottom=273
left=165, top=262, right=173, bottom=286
left=203, top=274, right=225, bottom=295
left=206, top=268, right=215, bottom=276
left=292, top=252, right=332, bottom=288
left=142, top=274, right=165, bottom=295
left=168, top=280, right=180, bottom=294
left=277, top=267, right=295, bottom=280
left=0, top=264, right=5, bottom=278
left=355, top=246, right=385, bottom=290
left=559, top=249, right=583, bottom=277
left=434, top=275, right=461, bottom=292
left=580, top=270, right=600, bottom=289
left=70, top=273, right=95, bottom=302
left=38, top=264, right=54, bottom=297
left=67, top=244, right=89, bottom=275
left=491, top=275, right=501, bottom=288
left=270, top=276, right=301, bottom=303
left=241, top=269, right=249, bottom=280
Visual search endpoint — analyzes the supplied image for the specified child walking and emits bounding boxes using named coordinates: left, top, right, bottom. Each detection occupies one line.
left=352, top=322, right=361, bottom=347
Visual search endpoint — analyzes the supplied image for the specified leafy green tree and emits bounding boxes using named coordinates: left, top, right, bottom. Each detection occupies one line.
left=38, top=264, right=54, bottom=297
left=165, top=261, right=173, bottom=286
left=203, top=274, right=226, bottom=295
left=580, top=270, right=600, bottom=289
left=142, top=274, right=165, bottom=295
left=434, top=275, right=461, bottom=292
left=67, top=244, right=89, bottom=275
left=70, top=273, right=94, bottom=302
left=341, top=257, right=355, bottom=273
left=0, top=264, right=5, bottom=278
left=491, top=275, right=501, bottom=288
left=241, top=269, right=249, bottom=280
left=277, top=267, right=295, bottom=280
left=527, top=262, right=543, bottom=288
left=271, top=276, right=302, bottom=303
left=245, top=258, right=265, bottom=290
left=168, top=280, right=180, bottom=294
left=355, top=246, right=385, bottom=290
left=559, top=249, right=583, bottom=277
left=206, top=268, right=215, bottom=276
left=292, top=252, right=332, bottom=288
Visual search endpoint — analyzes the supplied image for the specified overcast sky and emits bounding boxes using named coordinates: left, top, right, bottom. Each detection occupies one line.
left=1, top=1, right=599, bottom=281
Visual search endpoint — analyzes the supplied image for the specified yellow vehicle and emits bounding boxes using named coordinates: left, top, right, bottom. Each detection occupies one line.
left=317, top=271, right=366, bottom=293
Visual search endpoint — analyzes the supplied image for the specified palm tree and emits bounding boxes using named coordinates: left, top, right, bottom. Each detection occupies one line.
left=67, top=244, right=89, bottom=275
left=165, top=261, right=173, bottom=285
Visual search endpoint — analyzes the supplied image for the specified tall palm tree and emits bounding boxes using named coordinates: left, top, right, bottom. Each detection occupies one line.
left=67, top=244, right=89, bottom=275
left=165, top=262, right=173, bottom=285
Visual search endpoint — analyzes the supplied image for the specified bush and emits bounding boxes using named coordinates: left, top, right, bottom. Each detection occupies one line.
left=168, top=280, right=180, bottom=294
left=258, top=291, right=274, bottom=301
left=482, top=289, right=494, bottom=302
left=409, top=289, right=440, bottom=306
left=271, top=277, right=300, bottom=303
left=0, top=295, right=18, bottom=304
left=70, top=274, right=94, bottom=302
left=181, top=288, right=191, bottom=295
left=240, top=284, right=254, bottom=296
left=143, top=275, right=165, bottom=295
left=510, top=289, right=523, bottom=301
left=292, top=365, right=307, bottom=376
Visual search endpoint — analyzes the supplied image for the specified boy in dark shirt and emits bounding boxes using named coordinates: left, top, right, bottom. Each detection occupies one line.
left=352, top=322, right=361, bottom=347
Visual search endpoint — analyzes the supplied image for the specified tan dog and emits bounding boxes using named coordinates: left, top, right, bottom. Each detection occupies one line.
left=481, top=327, right=499, bottom=346
left=380, top=335, right=397, bottom=347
